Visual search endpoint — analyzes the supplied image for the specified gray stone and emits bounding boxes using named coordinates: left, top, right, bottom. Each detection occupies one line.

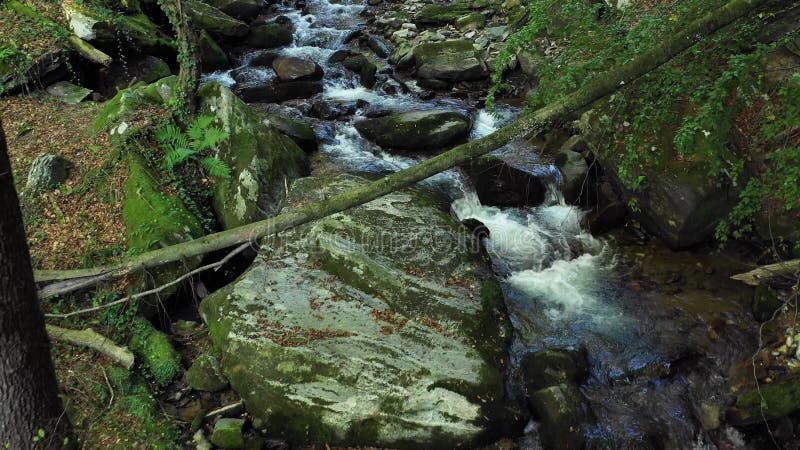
left=342, top=54, right=378, bottom=89
left=456, top=12, right=486, bottom=31
left=554, top=136, right=590, bottom=204
left=271, top=57, right=323, bottom=82
left=45, top=81, right=91, bottom=104
left=201, top=0, right=262, bottom=19
left=249, top=23, right=293, bottom=49
left=529, top=384, right=587, bottom=449
left=186, top=353, right=229, bottom=392
left=413, top=40, right=488, bottom=82
left=354, top=110, right=471, bottom=151
left=185, top=0, right=248, bottom=38
left=26, top=154, right=71, bottom=191
left=211, top=418, right=245, bottom=449
left=199, top=174, right=510, bottom=448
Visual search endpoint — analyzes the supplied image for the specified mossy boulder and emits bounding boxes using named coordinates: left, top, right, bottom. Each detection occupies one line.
left=201, top=0, right=262, bottom=19
left=456, top=12, right=486, bottom=31
left=259, top=111, right=317, bottom=152
left=123, top=150, right=203, bottom=303
left=199, top=30, right=231, bottom=71
left=412, top=40, right=488, bottom=82
left=63, top=2, right=115, bottom=43
left=129, top=318, right=183, bottom=388
left=342, top=54, right=378, bottom=89
left=199, top=82, right=306, bottom=229
left=415, top=3, right=474, bottom=25
left=521, top=348, right=589, bottom=392
left=185, top=0, right=248, bottom=38
left=528, top=384, right=588, bottom=449
left=728, top=376, right=800, bottom=425
left=94, top=76, right=177, bottom=131
left=199, top=174, right=512, bottom=449
left=211, top=418, right=245, bottom=449
left=579, top=100, right=741, bottom=249
left=187, top=352, right=229, bottom=392
left=119, top=13, right=175, bottom=52
left=354, top=110, right=471, bottom=152
left=248, top=23, right=293, bottom=49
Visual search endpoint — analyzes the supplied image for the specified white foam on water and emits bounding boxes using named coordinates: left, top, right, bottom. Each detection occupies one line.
left=201, top=70, right=235, bottom=88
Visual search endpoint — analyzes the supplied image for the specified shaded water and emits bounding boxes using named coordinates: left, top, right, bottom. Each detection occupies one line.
left=202, top=1, right=760, bottom=447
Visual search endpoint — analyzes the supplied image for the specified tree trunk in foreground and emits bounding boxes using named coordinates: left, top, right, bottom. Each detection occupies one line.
left=36, top=0, right=768, bottom=298
left=732, top=258, right=800, bottom=286
left=0, top=121, right=68, bottom=449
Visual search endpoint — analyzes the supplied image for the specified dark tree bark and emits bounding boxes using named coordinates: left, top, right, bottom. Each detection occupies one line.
left=160, top=0, right=201, bottom=119
left=0, top=121, right=68, bottom=449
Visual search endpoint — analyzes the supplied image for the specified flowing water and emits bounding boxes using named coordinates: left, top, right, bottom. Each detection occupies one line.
left=201, top=1, right=760, bottom=447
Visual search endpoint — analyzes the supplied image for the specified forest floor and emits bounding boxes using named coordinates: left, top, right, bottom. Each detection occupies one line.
left=1, top=95, right=128, bottom=270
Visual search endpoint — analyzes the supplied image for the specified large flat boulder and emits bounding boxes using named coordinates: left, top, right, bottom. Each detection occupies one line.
left=199, top=82, right=306, bottom=229
left=185, top=0, right=248, bottom=38
left=200, top=0, right=262, bottom=19
left=413, top=40, right=488, bottom=82
left=354, top=110, right=471, bottom=151
left=272, top=57, right=323, bottom=82
left=200, top=175, right=512, bottom=448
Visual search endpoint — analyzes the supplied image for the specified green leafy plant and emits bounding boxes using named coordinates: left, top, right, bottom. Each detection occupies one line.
left=154, top=115, right=230, bottom=179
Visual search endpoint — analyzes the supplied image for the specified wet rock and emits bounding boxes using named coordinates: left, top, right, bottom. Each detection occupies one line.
left=354, top=110, right=470, bottom=151
left=186, top=353, right=229, bottom=392
left=260, top=112, right=317, bottom=152
left=460, top=155, right=547, bottom=207
left=554, top=136, right=590, bottom=204
left=199, top=174, right=511, bottom=448
left=199, top=30, right=231, bottom=71
left=310, top=99, right=357, bottom=120
left=528, top=384, right=587, bottom=450
left=45, top=81, right=91, bottom=104
left=199, top=82, right=306, bottom=229
left=1, top=50, right=68, bottom=96
left=185, top=0, right=249, bottom=38
left=516, top=48, right=539, bottom=77
left=521, top=347, right=589, bottom=392
left=237, top=80, right=323, bottom=103
left=753, top=285, right=783, bottom=322
left=201, top=0, right=262, bottom=20
left=272, top=57, right=323, bottom=82
left=249, top=23, right=294, bottom=49
left=26, top=154, right=71, bottom=191
left=587, top=200, right=628, bottom=234
left=211, top=418, right=245, bottom=449
left=366, top=35, right=391, bottom=58
left=342, top=54, right=378, bottom=89
left=728, top=375, right=800, bottom=425
left=413, top=40, right=488, bottom=82
left=461, top=218, right=491, bottom=240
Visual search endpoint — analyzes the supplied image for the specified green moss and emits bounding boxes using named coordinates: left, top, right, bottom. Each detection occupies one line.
left=415, top=3, right=474, bottom=25
left=732, top=376, right=800, bottom=425
left=129, top=318, right=182, bottom=388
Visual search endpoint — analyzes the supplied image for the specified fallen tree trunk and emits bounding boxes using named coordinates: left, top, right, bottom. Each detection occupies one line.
left=731, top=259, right=800, bottom=286
left=45, top=324, right=135, bottom=368
left=35, top=0, right=767, bottom=299
left=68, top=36, right=113, bottom=67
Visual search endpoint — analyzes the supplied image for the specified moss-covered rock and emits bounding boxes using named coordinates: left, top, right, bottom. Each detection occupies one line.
left=248, top=23, right=293, bottom=49
left=354, top=110, right=470, bottom=152
left=211, top=418, right=245, bottom=449
left=119, top=13, right=175, bottom=52
left=123, top=150, right=203, bottom=303
left=521, top=348, right=589, bottom=392
left=199, top=174, right=512, bottom=449
left=129, top=318, right=183, bottom=388
left=342, top=54, right=378, bottom=89
left=201, top=0, right=262, bottom=19
left=199, top=30, right=231, bottom=71
left=259, top=111, right=317, bottom=152
left=185, top=0, right=248, bottom=38
left=579, top=101, right=742, bottom=249
left=529, top=384, right=588, bottom=449
left=415, top=3, right=474, bottom=25
left=186, top=352, right=229, bottom=392
left=456, top=12, right=486, bottom=31
left=728, top=376, right=800, bottom=425
left=412, top=40, right=488, bottom=82
left=94, top=76, right=177, bottom=131
left=198, top=82, right=306, bottom=229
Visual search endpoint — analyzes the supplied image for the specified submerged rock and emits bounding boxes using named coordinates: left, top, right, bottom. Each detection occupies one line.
left=413, top=40, right=488, bottom=82
left=236, top=80, right=324, bottom=103
left=354, top=110, right=471, bottom=151
left=529, top=384, right=588, bottom=449
left=728, top=376, right=800, bottom=425
left=199, top=82, right=307, bottom=229
left=200, top=174, right=512, bottom=448
left=521, top=347, right=589, bottom=392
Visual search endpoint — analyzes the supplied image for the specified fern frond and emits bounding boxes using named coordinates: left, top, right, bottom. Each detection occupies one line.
left=200, top=127, right=229, bottom=150
left=164, top=147, right=196, bottom=170
left=155, top=124, right=183, bottom=146
left=200, top=156, right=231, bottom=180
left=187, top=115, right=216, bottom=143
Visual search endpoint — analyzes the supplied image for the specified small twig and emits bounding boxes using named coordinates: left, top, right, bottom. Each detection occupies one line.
left=45, top=242, right=251, bottom=319
left=204, top=400, right=245, bottom=419
left=101, top=368, right=114, bottom=410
